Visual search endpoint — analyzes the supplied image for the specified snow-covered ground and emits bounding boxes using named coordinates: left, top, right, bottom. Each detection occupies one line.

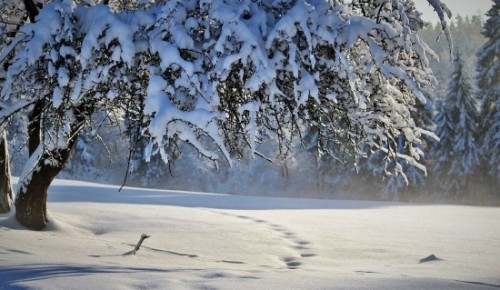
left=1, top=179, right=499, bottom=290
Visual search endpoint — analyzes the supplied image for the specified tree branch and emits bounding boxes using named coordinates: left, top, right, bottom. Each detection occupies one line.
left=22, top=0, right=39, bottom=23
left=124, top=234, right=150, bottom=256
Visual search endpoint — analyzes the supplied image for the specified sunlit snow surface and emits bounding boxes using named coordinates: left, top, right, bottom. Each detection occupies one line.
left=1, top=179, right=499, bottom=289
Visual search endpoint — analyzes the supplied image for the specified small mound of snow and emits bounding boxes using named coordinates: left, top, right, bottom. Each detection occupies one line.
left=0, top=211, right=23, bottom=230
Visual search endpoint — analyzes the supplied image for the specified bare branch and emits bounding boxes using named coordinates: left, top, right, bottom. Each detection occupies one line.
left=124, top=234, right=150, bottom=256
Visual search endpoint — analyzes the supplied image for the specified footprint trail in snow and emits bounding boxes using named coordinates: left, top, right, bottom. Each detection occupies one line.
left=217, top=212, right=316, bottom=270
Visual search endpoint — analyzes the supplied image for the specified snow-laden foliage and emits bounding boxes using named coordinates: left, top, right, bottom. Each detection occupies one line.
left=0, top=0, right=447, bottom=184
left=432, top=51, right=481, bottom=197
left=1, top=0, right=28, bottom=80
left=476, top=0, right=500, bottom=179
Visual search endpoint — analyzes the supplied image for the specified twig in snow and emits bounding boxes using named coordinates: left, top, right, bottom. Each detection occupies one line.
left=124, top=233, right=150, bottom=256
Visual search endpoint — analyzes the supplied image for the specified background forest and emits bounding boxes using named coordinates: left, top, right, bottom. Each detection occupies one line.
left=4, top=12, right=498, bottom=205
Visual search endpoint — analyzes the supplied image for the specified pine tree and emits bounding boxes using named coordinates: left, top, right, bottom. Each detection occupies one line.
left=433, top=50, right=481, bottom=198
left=476, top=0, right=500, bottom=183
left=418, top=13, right=486, bottom=98
left=431, top=100, right=454, bottom=186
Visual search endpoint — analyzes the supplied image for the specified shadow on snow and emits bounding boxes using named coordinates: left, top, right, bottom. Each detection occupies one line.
left=0, top=264, right=200, bottom=289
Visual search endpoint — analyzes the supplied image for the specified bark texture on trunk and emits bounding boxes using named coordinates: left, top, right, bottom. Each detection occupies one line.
left=0, top=131, right=13, bottom=213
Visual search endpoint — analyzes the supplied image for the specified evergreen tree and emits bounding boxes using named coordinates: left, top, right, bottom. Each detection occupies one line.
left=431, top=100, right=454, bottom=185
left=418, top=14, right=486, bottom=96
left=433, top=50, right=481, bottom=198
left=476, top=0, right=500, bottom=182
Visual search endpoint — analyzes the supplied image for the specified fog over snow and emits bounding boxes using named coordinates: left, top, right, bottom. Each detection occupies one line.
left=1, top=179, right=499, bottom=289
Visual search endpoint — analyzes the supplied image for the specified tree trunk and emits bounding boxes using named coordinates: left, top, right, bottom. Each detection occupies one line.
left=22, top=0, right=39, bottom=23
left=0, top=131, right=13, bottom=213
left=15, top=133, right=80, bottom=230
left=15, top=106, right=84, bottom=230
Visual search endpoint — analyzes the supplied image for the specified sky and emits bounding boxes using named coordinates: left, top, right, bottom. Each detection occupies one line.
left=413, top=0, right=493, bottom=24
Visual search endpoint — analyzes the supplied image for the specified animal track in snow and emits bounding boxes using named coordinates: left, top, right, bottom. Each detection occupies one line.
left=216, top=212, right=316, bottom=270
left=219, top=260, right=245, bottom=264
left=281, top=256, right=302, bottom=269
left=300, top=253, right=316, bottom=258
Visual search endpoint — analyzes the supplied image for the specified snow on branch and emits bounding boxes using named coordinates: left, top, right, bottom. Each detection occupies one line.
left=0, top=0, right=446, bottom=176
left=425, top=0, right=453, bottom=54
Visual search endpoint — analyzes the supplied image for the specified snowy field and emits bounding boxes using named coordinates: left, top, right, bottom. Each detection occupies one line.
left=1, top=179, right=499, bottom=290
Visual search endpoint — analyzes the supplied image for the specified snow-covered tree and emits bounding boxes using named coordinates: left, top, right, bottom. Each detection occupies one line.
left=0, top=0, right=33, bottom=213
left=432, top=50, right=481, bottom=198
left=430, top=100, right=452, bottom=192
left=357, top=88, right=435, bottom=200
left=418, top=14, right=486, bottom=98
left=0, top=0, right=451, bottom=229
left=476, top=0, right=500, bottom=183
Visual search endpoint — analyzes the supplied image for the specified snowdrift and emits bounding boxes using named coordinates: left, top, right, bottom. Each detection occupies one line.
left=1, top=179, right=499, bottom=289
